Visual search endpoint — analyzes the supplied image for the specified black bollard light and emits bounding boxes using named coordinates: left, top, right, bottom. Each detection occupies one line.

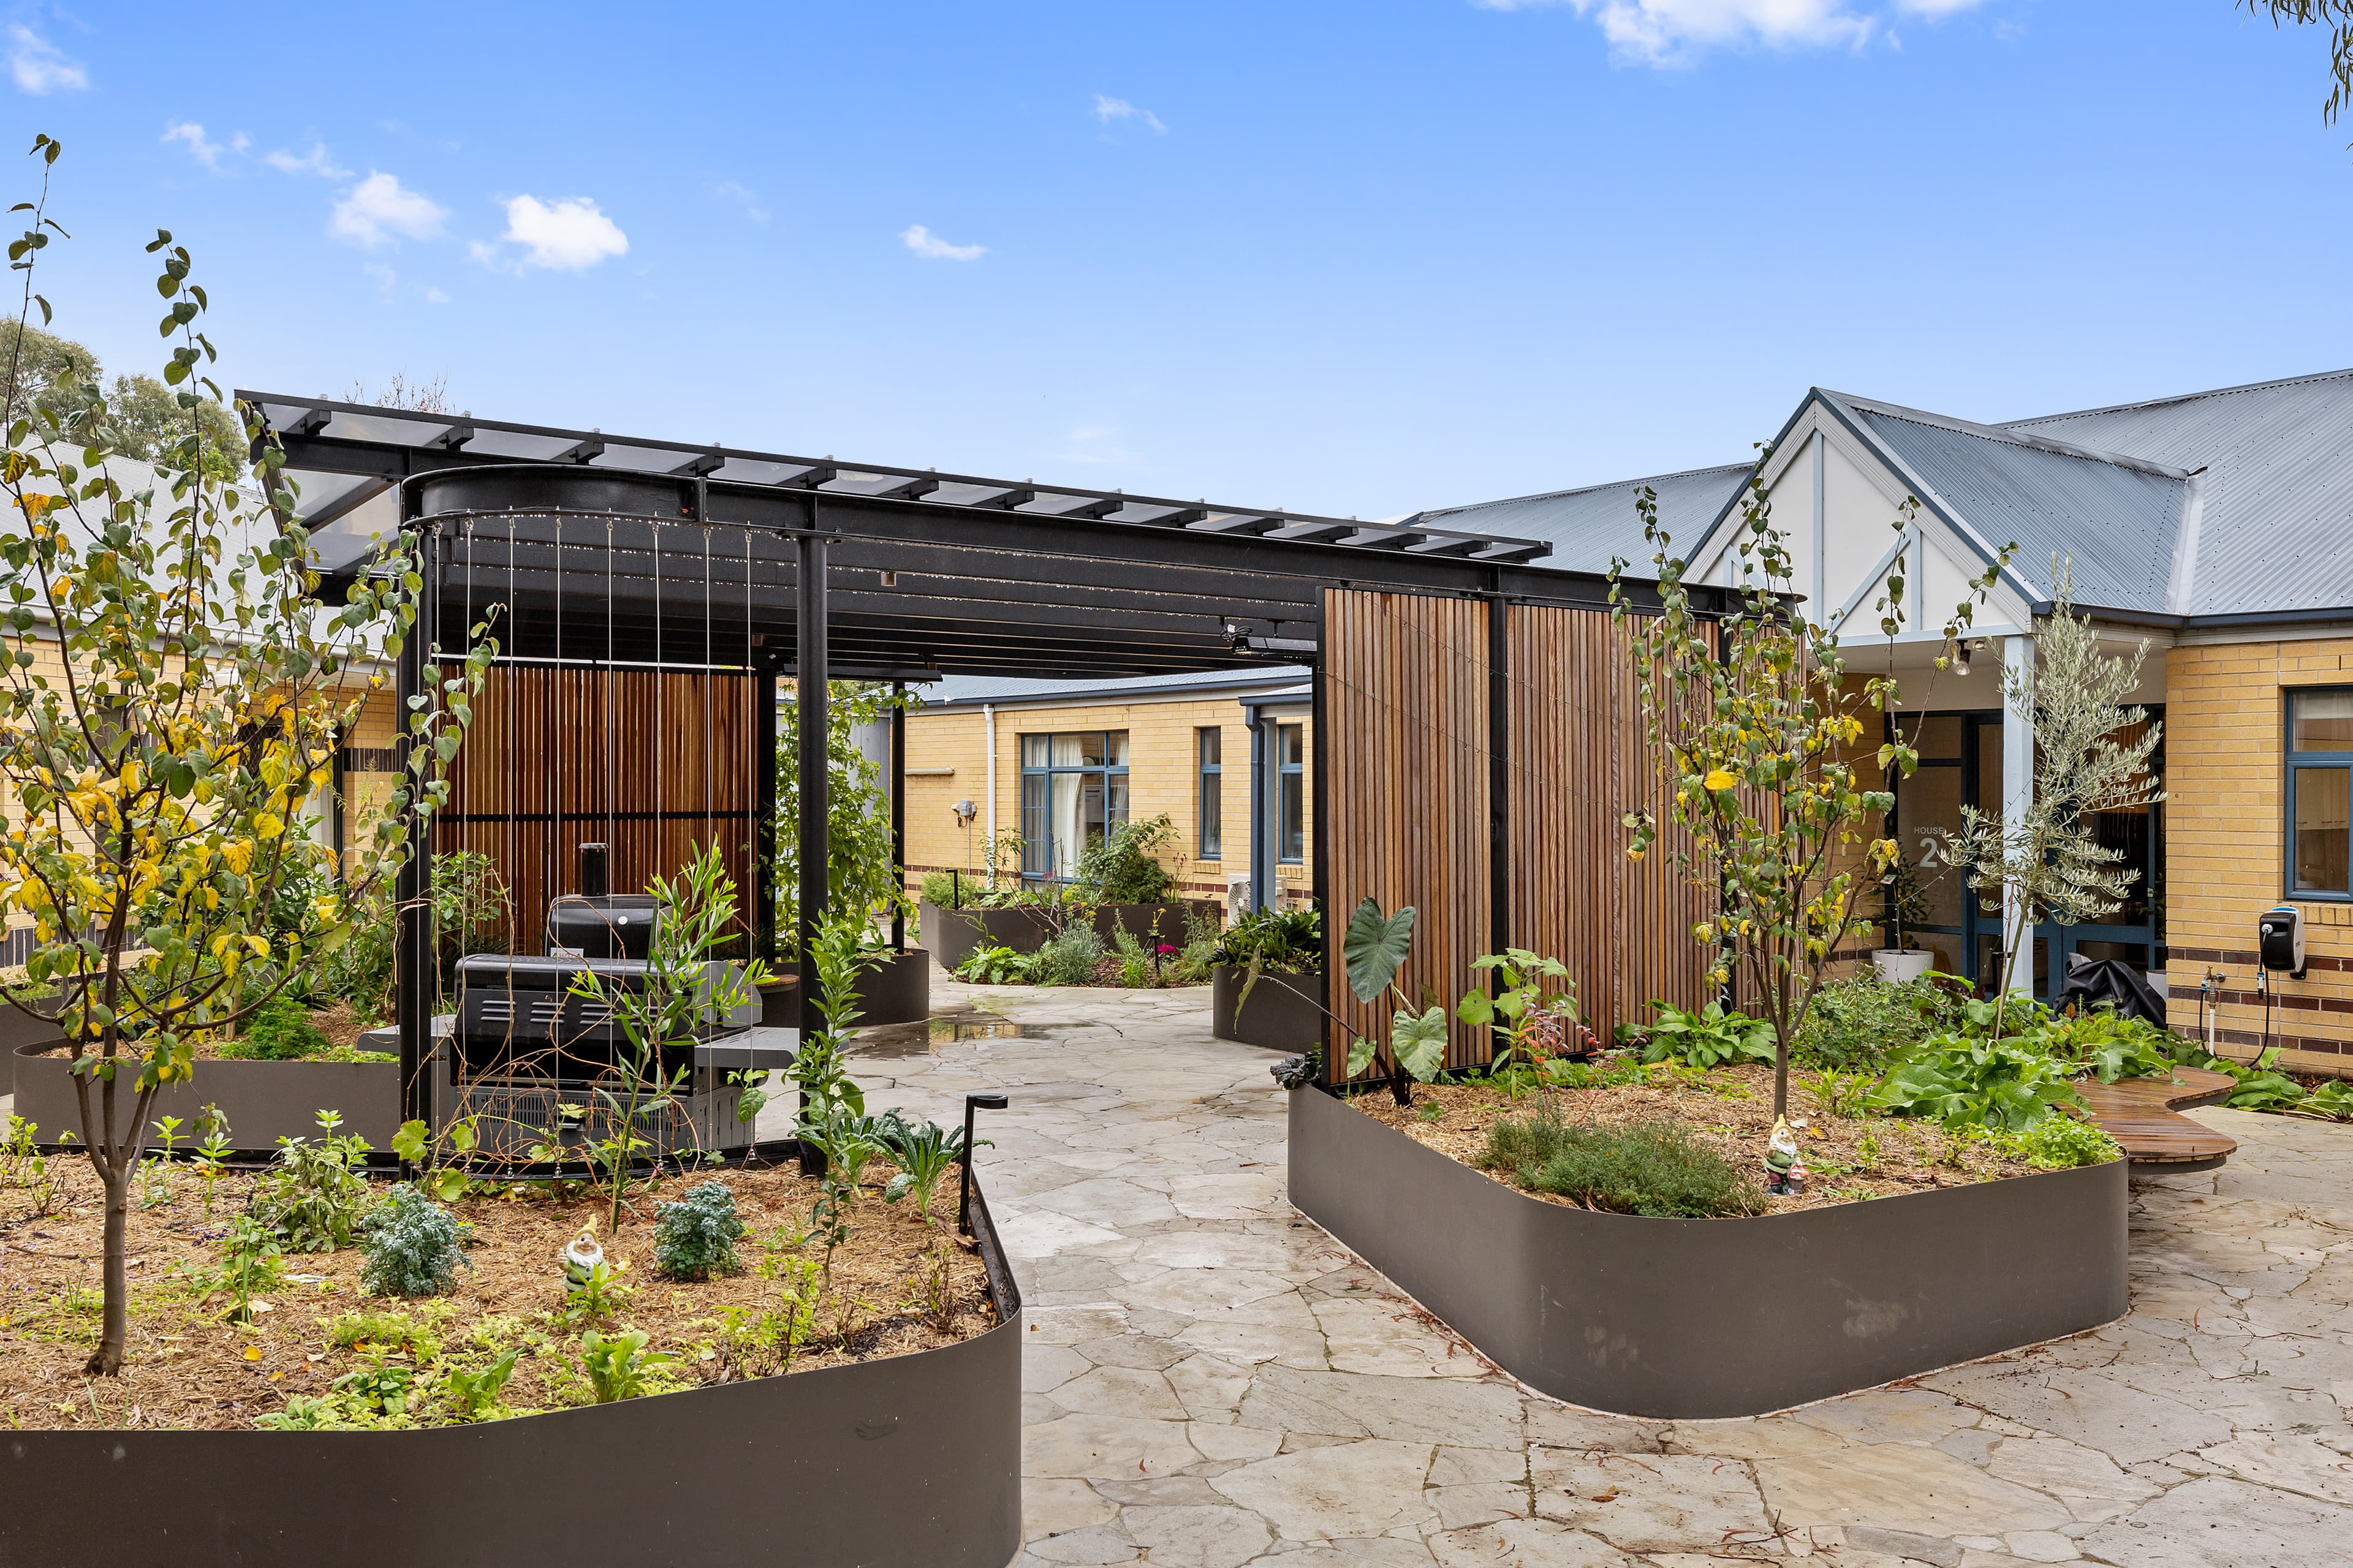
left=957, top=1091, right=1010, bottom=1237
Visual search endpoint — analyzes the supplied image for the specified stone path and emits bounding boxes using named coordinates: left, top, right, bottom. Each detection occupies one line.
left=842, top=978, right=2353, bottom=1567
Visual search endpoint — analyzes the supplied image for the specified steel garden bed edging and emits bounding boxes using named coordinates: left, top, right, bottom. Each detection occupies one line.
left=0, top=1175, right=1025, bottom=1568
left=1286, top=1082, right=2128, bottom=1419
left=1210, top=965, right=1324, bottom=1052
left=12, top=1041, right=401, bottom=1151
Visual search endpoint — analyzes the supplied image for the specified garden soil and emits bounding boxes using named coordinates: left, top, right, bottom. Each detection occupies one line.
left=0, top=1156, right=991, bottom=1431
left=1354, top=1061, right=2052, bottom=1213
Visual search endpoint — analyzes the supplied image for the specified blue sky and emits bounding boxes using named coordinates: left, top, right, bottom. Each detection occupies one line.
left=6, top=2, right=2348, bottom=521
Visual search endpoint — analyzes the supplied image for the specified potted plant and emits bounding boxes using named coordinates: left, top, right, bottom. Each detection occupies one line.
left=1872, top=850, right=1938, bottom=983
left=1210, top=904, right=1325, bottom=1050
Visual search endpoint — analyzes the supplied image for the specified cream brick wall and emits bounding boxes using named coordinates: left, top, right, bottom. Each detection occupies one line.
left=2164, top=637, right=2353, bottom=1076
left=903, top=694, right=1311, bottom=903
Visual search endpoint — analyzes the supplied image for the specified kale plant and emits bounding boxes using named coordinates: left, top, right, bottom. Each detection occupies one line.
left=653, top=1180, right=746, bottom=1281
left=359, top=1185, right=471, bottom=1297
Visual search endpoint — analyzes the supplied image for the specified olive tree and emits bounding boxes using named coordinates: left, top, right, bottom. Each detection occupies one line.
left=0, top=136, right=491, bottom=1374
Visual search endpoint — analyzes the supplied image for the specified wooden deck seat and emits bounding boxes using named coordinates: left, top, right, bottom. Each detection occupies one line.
left=2074, top=1066, right=2238, bottom=1171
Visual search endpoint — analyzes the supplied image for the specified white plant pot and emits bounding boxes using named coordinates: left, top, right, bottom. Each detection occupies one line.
left=1873, top=949, right=1934, bottom=983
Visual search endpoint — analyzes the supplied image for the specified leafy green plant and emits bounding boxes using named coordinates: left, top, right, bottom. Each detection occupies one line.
left=211, top=1215, right=286, bottom=1323
left=221, top=996, right=330, bottom=1061
left=327, top=1308, right=442, bottom=1359
left=1457, top=949, right=1583, bottom=1106
left=788, top=912, right=872, bottom=1138
left=1109, top=923, right=1158, bottom=987
left=1638, top=999, right=1776, bottom=1070
left=1268, top=1045, right=1322, bottom=1091
left=193, top=1104, right=233, bottom=1219
left=653, top=1180, right=746, bottom=1280
left=444, top=1347, right=520, bottom=1421
left=249, top=1109, right=374, bottom=1252
left=332, top=1348, right=417, bottom=1417
left=1794, top=970, right=1964, bottom=1072
left=802, top=1104, right=885, bottom=1199
left=1804, top=1067, right=1873, bottom=1119
left=1075, top=812, right=1180, bottom=904
left=580, top=1328, right=675, bottom=1403
left=1033, top=921, right=1105, bottom=986
left=137, top=1113, right=185, bottom=1208
left=1339, top=898, right=1449, bottom=1105
left=1974, top=1115, right=2122, bottom=1170
left=919, top=869, right=963, bottom=907
left=390, top=1114, right=480, bottom=1203
left=359, top=1186, right=471, bottom=1298
left=876, top=1118, right=973, bottom=1222
left=1476, top=1115, right=1768, bottom=1218
left=776, top=681, right=922, bottom=950
left=1869, top=1036, right=2087, bottom=1131
left=954, top=944, right=1038, bottom=985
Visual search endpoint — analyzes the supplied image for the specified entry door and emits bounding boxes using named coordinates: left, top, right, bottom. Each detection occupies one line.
left=1887, top=710, right=2164, bottom=998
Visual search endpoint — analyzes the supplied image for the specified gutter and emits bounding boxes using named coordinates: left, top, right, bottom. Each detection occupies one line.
left=2028, top=600, right=2353, bottom=632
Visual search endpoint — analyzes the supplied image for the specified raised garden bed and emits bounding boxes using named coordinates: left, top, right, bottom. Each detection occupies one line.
left=0, top=1149, right=1025, bottom=1567
left=1287, top=1080, right=2127, bottom=1418
left=922, top=899, right=1216, bottom=972
left=0, top=993, right=63, bottom=1097
left=13, top=1039, right=403, bottom=1152
left=771, top=948, right=931, bottom=1027
left=1211, top=965, right=1324, bottom=1052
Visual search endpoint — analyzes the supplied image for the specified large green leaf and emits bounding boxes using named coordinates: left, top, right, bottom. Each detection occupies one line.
left=1343, top=898, right=1415, bottom=1004
left=1392, top=1006, right=1450, bottom=1082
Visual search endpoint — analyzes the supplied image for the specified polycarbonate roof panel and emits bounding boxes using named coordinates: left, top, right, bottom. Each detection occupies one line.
left=1414, top=462, right=1753, bottom=574
left=2002, top=369, right=2353, bottom=616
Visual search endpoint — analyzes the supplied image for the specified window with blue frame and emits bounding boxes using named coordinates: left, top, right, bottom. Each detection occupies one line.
left=1020, top=732, right=1129, bottom=882
left=2288, top=688, right=2353, bottom=898
left=1278, top=723, right=1304, bottom=863
left=1197, top=727, right=1222, bottom=860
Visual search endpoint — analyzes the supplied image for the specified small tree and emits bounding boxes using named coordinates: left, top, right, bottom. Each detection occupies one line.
left=1944, top=577, right=2162, bottom=1032
left=1608, top=473, right=2004, bottom=1119
left=0, top=137, right=490, bottom=1374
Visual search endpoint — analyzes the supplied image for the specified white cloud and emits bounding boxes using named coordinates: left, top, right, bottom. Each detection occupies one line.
left=901, top=223, right=986, bottom=262
left=476, top=195, right=629, bottom=271
left=424, top=286, right=450, bottom=305
left=1093, top=95, right=1168, bottom=134
left=1896, top=0, right=1985, bottom=13
left=330, top=172, right=449, bottom=248
left=8, top=26, right=86, bottom=94
left=1472, top=0, right=1878, bottom=63
left=713, top=179, right=769, bottom=223
left=265, top=142, right=351, bottom=179
left=161, top=121, right=229, bottom=170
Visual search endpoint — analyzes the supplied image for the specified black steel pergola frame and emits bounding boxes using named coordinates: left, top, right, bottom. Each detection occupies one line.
left=240, top=390, right=1698, bottom=1128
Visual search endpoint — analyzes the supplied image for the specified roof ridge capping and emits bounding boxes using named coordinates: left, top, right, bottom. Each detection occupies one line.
left=1825, top=390, right=2193, bottom=482
left=2001, top=365, right=2353, bottom=432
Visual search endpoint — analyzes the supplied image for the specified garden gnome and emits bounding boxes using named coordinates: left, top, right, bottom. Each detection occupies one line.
left=1764, top=1116, right=1802, bottom=1196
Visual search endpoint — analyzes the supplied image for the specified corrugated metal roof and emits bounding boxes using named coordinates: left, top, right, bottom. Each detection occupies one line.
left=1831, top=395, right=2188, bottom=613
left=2000, top=368, right=2353, bottom=616
left=1414, top=463, right=1754, bottom=575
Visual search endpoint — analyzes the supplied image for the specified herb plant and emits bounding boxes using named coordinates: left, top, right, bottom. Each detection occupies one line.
left=359, top=1185, right=471, bottom=1298
left=1476, top=1115, right=1769, bottom=1218
left=580, top=1328, right=674, bottom=1403
left=443, top=1347, right=520, bottom=1421
left=653, top=1180, right=746, bottom=1281
left=876, top=1118, right=972, bottom=1222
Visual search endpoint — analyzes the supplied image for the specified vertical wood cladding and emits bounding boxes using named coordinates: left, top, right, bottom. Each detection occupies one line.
left=434, top=663, right=757, bottom=950
left=1506, top=604, right=1716, bottom=1046
left=1322, top=590, right=1713, bottom=1080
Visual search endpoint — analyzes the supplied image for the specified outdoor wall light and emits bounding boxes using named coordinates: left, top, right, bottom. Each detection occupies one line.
left=958, top=1091, right=1011, bottom=1237
left=1952, top=638, right=1984, bottom=676
left=951, top=798, right=977, bottom=824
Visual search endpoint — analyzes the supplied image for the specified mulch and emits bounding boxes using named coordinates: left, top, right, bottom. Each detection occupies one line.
left=0, top=1153, right=992, bottom=1431
left=1352, top=1060, right=2048, bottom=1213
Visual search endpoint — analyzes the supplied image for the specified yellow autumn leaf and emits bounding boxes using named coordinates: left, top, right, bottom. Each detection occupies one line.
left=253, top=812, right=285, bottom=839
left=1702, top=769, right=1738, bottom=791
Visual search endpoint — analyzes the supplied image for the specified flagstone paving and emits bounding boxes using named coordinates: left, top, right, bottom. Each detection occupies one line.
left=839, top=977, right=2353, bottom=1567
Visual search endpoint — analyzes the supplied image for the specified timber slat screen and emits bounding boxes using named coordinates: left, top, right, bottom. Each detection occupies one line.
left=1323, top=589, right=1713, bottom=1080
left=1506, top=604, right=1716, bottom=1042
left=433, top=662, right=758, bottom=950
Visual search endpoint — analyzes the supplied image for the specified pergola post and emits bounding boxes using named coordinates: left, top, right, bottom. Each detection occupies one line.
left=890, top=681, right=907, bottom=952
left=395, top=515, right=438, bottom=1134
left=795, top=526, right=830, bottom=1035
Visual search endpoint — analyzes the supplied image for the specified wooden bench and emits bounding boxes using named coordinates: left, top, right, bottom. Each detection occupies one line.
left=2074, top=1066, right=2238, bottom=1171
